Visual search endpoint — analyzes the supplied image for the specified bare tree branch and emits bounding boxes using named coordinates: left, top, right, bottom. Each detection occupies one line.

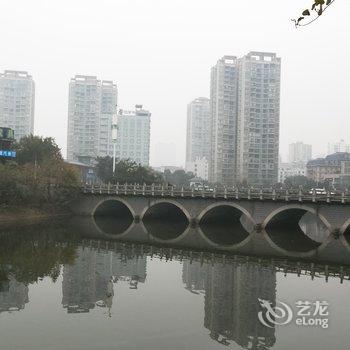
left=292, top=0, right=336, bottom=27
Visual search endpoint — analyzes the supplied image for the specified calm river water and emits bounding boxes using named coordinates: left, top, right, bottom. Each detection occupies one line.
left=0, top=218, right=349, bottom=350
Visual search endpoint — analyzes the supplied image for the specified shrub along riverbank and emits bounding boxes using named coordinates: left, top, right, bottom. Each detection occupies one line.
left=0, top=135, right=80, bottom=221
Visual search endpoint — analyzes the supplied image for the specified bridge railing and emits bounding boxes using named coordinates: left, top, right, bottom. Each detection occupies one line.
left=82, top=183, right=350, bottom=204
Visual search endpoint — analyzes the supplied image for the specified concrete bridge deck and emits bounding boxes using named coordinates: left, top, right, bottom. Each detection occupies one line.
left=82, top=184, right=350, bottom=204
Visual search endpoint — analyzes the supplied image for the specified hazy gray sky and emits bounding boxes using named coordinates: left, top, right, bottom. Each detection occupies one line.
left=1, top=0, right=349, bottom=165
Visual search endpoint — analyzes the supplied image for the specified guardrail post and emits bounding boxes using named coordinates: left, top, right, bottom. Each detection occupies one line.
left=181, top=186, right=184, bottom=197
left=133, top=183, right=136, bottom=195
left=272, top=188, right=276, bottom=201
left=285, top=189, right=289, bottom=202
left=191, top=187, right=194, bottom=197
left=342, top=191, right=345, bottom=204
left=340, top=266, right=344, bottom=284
left=171, top=185, right=174, bottom=197
left=326, top=191, right=330, bottom=203
left=161, top=184, right=164, bottom=196
left=142, top=183, right=146, bottom=196
left=99, top=183, right=102, bottom=194
left=124, top=183, right=127, bottom=195
left=152, top=183, right=155, bottom=196
left=325, top=265, right=329, bottom=282
left=298, top=187, right=302, bottom=202
left=247, top=188, right=251, bottom=200
left=235, top=187, right=239, bottom=200
left=91, top=184, right=94, bottom=194
left=107, top=182, right=110, bottom=195
left=312, top=189, right=316, bottom=203
left=259, top=188, right=263, bottom=200
left=213, top=187, right=216, bottom=198
left=224, top=187, right=227, bottom=199
left=116, top=182, right=119, bottom=195
left=202, top=186, right=205, bottom=198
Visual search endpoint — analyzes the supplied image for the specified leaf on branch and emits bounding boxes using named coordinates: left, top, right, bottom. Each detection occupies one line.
left=315, top=0, right=325, bottom=5
left=326, top=0, right=332, bottom=4
left=318, top=7, right=323, bottom=15
left=302, top=9, right=311, bottom=16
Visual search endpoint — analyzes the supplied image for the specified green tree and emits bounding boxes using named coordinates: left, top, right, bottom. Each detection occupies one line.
left=95, top=156, right=162, bottom=184
left=284, top=175, right=317, bottom=189
left=15, top=135, right=62, bottom=165
left=0, top=135, right=79, bottom=209
left=163, top=169, right=195, bottom=187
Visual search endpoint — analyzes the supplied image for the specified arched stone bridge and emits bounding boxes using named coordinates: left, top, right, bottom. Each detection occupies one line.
left=71, top=184, right=350, bottom=236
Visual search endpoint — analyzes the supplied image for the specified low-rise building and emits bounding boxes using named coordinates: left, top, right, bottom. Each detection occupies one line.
left=278, top=162, right=307, bottom=183
left=306, top=152, right=350, bottom=186
left=0, top=127, right=16, bottom=161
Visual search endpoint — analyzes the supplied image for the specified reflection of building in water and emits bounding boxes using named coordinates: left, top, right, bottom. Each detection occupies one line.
left=62, top=247, right=97, bottom=313
left=0, top=275, right=29, bottom=313
left=62, top=247, right=147, bottom=313
left=182, top=261, right=276, bottom=349
left=182, top=261, right=206, bottom=294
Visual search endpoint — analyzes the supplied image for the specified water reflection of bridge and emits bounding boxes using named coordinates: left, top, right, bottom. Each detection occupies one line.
left=81, top=239, right=350, bottom=283
left=71, top=214, right=350, bottom=266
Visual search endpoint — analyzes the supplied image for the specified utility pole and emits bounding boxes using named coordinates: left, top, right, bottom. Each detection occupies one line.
left=111, top=106, right=119, bottom=173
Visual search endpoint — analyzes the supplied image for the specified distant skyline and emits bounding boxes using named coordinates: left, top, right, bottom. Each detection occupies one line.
left=1, top=0, right=349, bottom=166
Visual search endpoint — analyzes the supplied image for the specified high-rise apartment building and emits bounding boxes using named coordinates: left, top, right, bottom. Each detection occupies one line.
left=209, top=56, right=239, bottom=186
left=237, top=52, right=281, bottom=186
left=0, top=70, right=35, bottom=141
left=185, top=97, right=210, bottom=179
left=208, top=52, right=281, bottom=186
left=67, top=75, right=117, bottom=164
left=115, top=105, right=151, bottom=166
left=288, top=142, right=312, bottom=163
left=186, top=97, right=210, bottom=163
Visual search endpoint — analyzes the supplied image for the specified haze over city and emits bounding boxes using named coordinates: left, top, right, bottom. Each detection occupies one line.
left=1, top=0, right=349, bottom=166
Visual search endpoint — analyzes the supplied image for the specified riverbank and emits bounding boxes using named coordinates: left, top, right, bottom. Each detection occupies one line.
left=0, top=206, right=71, bottom=224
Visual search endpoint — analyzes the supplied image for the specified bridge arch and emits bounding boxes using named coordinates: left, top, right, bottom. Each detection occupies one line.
left=262, top=204, right=331, bottom=231
left=145, top=224, right=191, bottom=244
left=197, top=202, right=254, bottom=225
left=92, top=197, right=136, bottom=218
left=140, top=199, right=191, bottom=222
left=340, top=218, right=350, bottom=235
left=262, top=230, right=332, bottom=258
left=197, top=226, right=252, bottom=249
left=92, top=198, right=135, bottom=236
left=141, top=200, right=190, bottom=241
left=197, top=202, right=254, bottom=247
left=92, top=218, right=136, bottom=239
left=262, top=204, right=331, bottom=254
